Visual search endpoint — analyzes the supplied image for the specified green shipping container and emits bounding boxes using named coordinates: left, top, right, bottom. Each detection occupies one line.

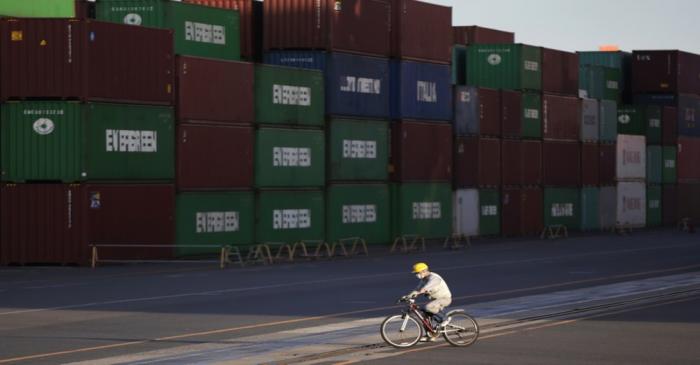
left=255, top=128, right=325, bottom=188
left=328, top=119, right=389, bottom=181
left=467, top=44, right=542, bottom=91
left=452, top=45, right=467, bottom=85
left=522, top=92, right=542, bottom=139
left=662, top=146, right=677, bottom=184
left=580, top=187, right=600, bottom=231
left=579, top=65, right=604, bottom=99
left=578, top=51, right=627, bottom=69
left=0, top=0, right=77, bottom=17
left=326, top=184, right=390, bottom=245
left=175, top=191, right=254, bottom=256
left=256, top=190, right=325, bottom=244
left=255, top=64, right=324, bottom=126
left=544, top=188, right=580, bottom=230
left=390, top=183, right=452, bottom=240
left=645, top=106, right=662, bottom=145
left=617, top=106, right=647, bottom=136
left=600, top=100, right=618, bottom=142
left=95, top=0, right=240, bottom=60
left=646, top=145, right=663, bottom=184
left=603, top=67, right=622, bottom=102
left=478, top=189, right=500, bottom=236
left=646, top=185, right=662, bottom=227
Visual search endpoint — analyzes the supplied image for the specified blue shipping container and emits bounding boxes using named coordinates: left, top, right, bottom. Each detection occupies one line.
left=264, top=51, right=390, bottom=119
left=632, top=94, right=700, bottom=137
left=390, top=60, right=453, bottom=121
left=453, top=86, right=478, bottom=135
left=633, top=94, right=677, bottom=107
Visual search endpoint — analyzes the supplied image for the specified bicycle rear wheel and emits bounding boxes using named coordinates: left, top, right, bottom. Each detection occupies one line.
left=442, top=312, right=479, bottom=347
left=380, top=314, right=422, bottom=348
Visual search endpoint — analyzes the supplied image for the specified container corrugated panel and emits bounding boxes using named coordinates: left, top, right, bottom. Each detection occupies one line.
left=502, top=186, right=542, bottom=237
left=646, top=145, right=663, bottom=185
left=0, top=19, right=174, bottom=105
left=542, top=141, right=581, bottom=186
left=617, top=105, right=646, bottom=136
left=0, top=184, right=87, bottom=265
left=645, top=106, right=662, bottom=145
left=522, top=92, right=543, bottom=138
left=663, top=146, right=677, bottom=184
left=454, top=137, right=500, bottom=188
left=453, top=26, right=514, bottom=45
left=632, top=50, right=700, bottom=95
left=255, top=190, right=325, bottom=243
left=391, top=183, right=452, bottom=239
left=177, top=56, right=254, bottom=124
left=579, top=50, right=632, bottom=101
left=0, top=0, right=86, bottom=17
left=183, top=0, right=255, bottom=60
left=599, top=185, right=616, bottom=230
left=662, top=184, right=677, bottom=226
left=646, top=184, right=662, bottom=227
left=175, top=191, right=254, bottom=256
left=543, top=188, right=580, bottom=230
left=391, top=121, right=452, bottom=182
left=678, top=94, right=700, bottom=137
left=616, top=135, right=646, bottom=180
left=264, top=51, right=390, bottom=119
left=95, top=1, right=240, bottom=61
left=662, top=106, right=678, bottom=145
left=581, top=98, right=600, bottom=142
left=390, top=60, right=452, bottom=121
left=543, top=94, right=581, bottom=141
left=579, top=65, right=621, bottom=101
left=478, top=189, right=500, bottom=236
left=678, top=137, right=700, bottom=182
left=467, top=44, right=542, bottom=91
left=599, top=100, right=618, bottom=142
left=616, top=182, right=646, bottom=228
left=501, top=140, right=542, bottom=186
left=453, top=86, right=500, bottom=136
left=177, top=123, right=253, bottom=190
left=603, top=67, right=622, bottom=102
left=633, top=93, right=677, bottom=107
left=452, top=45, right=467, bottom=85
left=678, top=183, right=700, bottom=223
left=392, top=0, right=452, bottom=64
left=254, top=64, right=324, bottom=126
left=599, top=143, right=616, bottom=185
left=328, top=118, right=389, bottom=182
left=581, top=143, right=599, bottom=186
left=500, top=90, right=522, bottom=138
left=264, top=0, right=392, bottom=57
left=255, top=128, right=325, bottom=188
left=326, top=184, right=390, bottom=244
left=580, top=187, right=600, bottom=231
left=541, top=48, right=578, bottom=96
left=453, top=189, right=478, bottom=237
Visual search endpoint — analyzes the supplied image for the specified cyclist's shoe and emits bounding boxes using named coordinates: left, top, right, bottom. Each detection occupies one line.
left=439, top=317, right=452, bottom=328
left=419, top=336, right=438, bottom=342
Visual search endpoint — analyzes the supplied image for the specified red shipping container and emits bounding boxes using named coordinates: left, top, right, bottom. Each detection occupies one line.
left=177, top=123, right=254, bottom=190
left=678, top=137, right=700, bottom=182
left=177, top=56, right=254, bottom=124
left=663, top=184, right=677, bottom=226
left=392, top=0, right=452, bottom=64
left=632, top=50, right=700, bottom=95
left=581, top=142, right=600, bottom=186
left=264, top=0, right=392, bottom=57
left=501, top=90, right=523, bottom=138
left=391, top=121, right=452, bottom=182
left=543, top=94, right=581, bottom=141
left=0, top=19, right=174, bottom=105
left=1, top=184, right=87, bottom=265
left=184, top=0, right=257, bottom=61
left=542, top=48, right=579, bottom=96
left=453, top=26, right=514, bottom=45
left=599, top=143, right=616, bottom=185
left=454, top=136, right=500, bottom=187
left=677, top=183, right=700, bottom=223
left=502, top=186, right=543, bottom=237
left=542, top=141, right=581, bottom=186
left=663, top=107, right=678, bottom=146
left=501, top=140, right=542, bottom=186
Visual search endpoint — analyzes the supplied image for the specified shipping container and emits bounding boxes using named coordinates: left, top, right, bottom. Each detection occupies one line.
left=453, top=189, right=478, bottom=237
left=328, top=118, right=389, bottom=182
left=467, top=44, right=542, bottom=91
left=264, top=51, right=390, bottom=119
left=477, top=189, right=500, bottom=236
left=264, top=0, right=392, bottom=57
left=543, top=187, right=580, bottom=230
left=500, top=90, right=542, bottom=139
left=255, top=128, right=325, bottom=188
left=175, top=191, right=254, bottom=256
left=453, top=26, right=514, bottom=45
left=616, top=135, right=646, bottom=180
left=501, top=186, right=543, bottom=237
left=501, top=139, right=542, bottom=186
left=177, top=123, right=253, bottom=190
left=454, top=137, right=500, bottom=187
left=677, top=183, right=700, bottom=223
left=183, top=0, right=257, bottom=61
left=599, top=143, right=616, bottom=185
left=581, top=142, right=599, bottom=186
left=662, top=184, right=677, bottom=226
left=326, top=184, right=390, bottom=244
left=616, top=182, right=646, bottom=228
left=177, top=56, right=254, bottom=124
left=599, top=185, right=616, bottom=230
left=678, top=94, right=700, bottom=137
left=452, top=45, right=467, bottom=85
left=599, top=99, right=618, bottom=142
left=633, top=95, right=700, bottom=138
left=645, top=106, right=662, bottom=145
left=255, top=189, right=325, bottom=243
left=543, top=94, right=581, bottom=141
left=646, top=184, right=662, bottom=227
left=578, top=65, right=621, bottom=101
left=678, top=136, right=700, bottom=182
left=0, top=19, right=174, bottom=104
left=254, top=64, right=324, bottom=126
left=392, top=0, right=452, bottom=64
left=580, top=187, right=600, bottom=231
left=0, top=0, right=89, bottom=18
left=632, top=93, right=677, bottom=107
left=663, top=146, right=677, bottom=184
left=390, top=60, right=452, bottom=121
left=617, top=106, right=646, bottom=136
left=646, top=145, right=663, bottom=185
left=631, top=50, right=700, bottom=95
left=391, top=121, right=452, bottom=182
left=0, top=184, right=87, bottom=265
left=95, top=0, right=240, bottom=60
left=453, top=86, right=500, bottom=136
left=542, top=141, right=581, bottom=186
left=578, top=50, right=632, bottom=102
left=391, top=182, right=452, bottom=239
left=542, top=48, right=578, bottom=96
left=662, top=106, right=678, bottom=145
left=581, top=98, right=600, bottom=141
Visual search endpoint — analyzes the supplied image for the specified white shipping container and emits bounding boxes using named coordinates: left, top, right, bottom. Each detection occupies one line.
left=580, top=98, right=599, bottom=142
left=616, top=182, right=646, bottom=228
left=616, top=135, right=646, bottom=180
left=599, top=185, right=616, bottom=229
left=453, top=189, right=479, bottom=236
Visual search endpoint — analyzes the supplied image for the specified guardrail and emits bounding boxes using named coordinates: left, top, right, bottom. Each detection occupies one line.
left=90, top=244, right=234, bottom=269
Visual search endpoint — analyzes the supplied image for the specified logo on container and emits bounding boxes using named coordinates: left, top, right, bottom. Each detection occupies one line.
left=196, top=211, right=240, bottom=233
left=622, top=196, right=642, bottom=212
left=33, top=118, right=55, bottom=135
left=273, top=84, right=312, bottom=106
left=459, top=91, right=471, bottom=103
left=606, top=80, right=619, bottom=90
left=342, top=140, right=377, bottom=159
left=551, top=203, right=573, bottom=217
left=685, top=108, right=696, bottom=122
left=342, top=205, right=377, bottom=224
left=623, top=150, right=641, bottom=165
left=665, top=159, right=676, bottom=168
left=412, top=202, right=442, bottom=220
left=649, top=119, right=661, bottom=128
left=340, top=76, right=381, bottom=95
left=487, top=53, right=502, bottom=66
left=273, top=209, right=311, bottom=230
left=523, top=60, right=539, bottom=72
left=417, top=81, right=437, bottom=103
left=123, top=13, right=143, bottom=26
left=273, top=147, right=312, bottom=167
left=185, top=22, right=226, bottom=45
left=524, top=108, right=539, bottom=120
left=105, top=130, right=158, bottom=153
left=618, top=114, right=631, bottom=124
left=481, top=205, right=498, bottom=217
left=90, top=192, right=101, bottom=209
left=649, top=200, right=660, bottom=209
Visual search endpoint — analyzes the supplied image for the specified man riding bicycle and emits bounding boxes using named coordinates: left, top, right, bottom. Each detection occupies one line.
left=407, top=262, right=452, bottom=338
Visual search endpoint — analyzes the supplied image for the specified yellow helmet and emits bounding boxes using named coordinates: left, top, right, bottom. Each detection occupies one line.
left=412, top=262, right=429, bottom=273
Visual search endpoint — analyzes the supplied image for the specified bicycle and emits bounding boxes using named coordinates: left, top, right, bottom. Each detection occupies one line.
left=380, top=295, right=479, bottom=348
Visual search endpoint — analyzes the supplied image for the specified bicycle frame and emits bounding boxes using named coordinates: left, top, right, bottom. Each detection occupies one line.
left=402, top=301, right=438, bottom=336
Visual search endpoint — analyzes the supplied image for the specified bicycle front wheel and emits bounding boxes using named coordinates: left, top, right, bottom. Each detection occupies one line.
left=442, top=312, right=479, bottom=347
left=380, top=314, right=422, bottom=348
